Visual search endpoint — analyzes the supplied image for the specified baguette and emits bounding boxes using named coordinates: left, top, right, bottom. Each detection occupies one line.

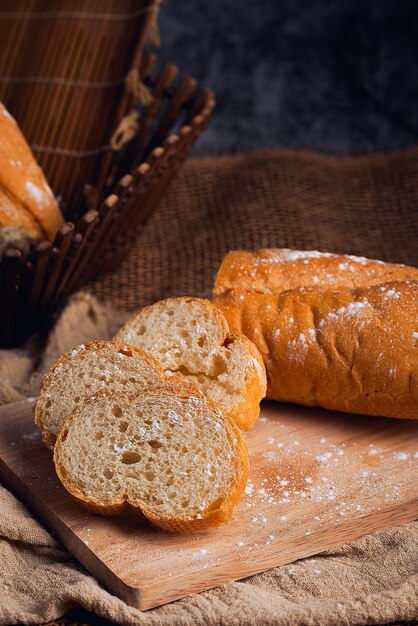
left=214, top=249, right=418, bottom=297
left=35, top=341, right=167, bottom=447
left=215, top=281, right=418, bottom=420
left=0, top=102, right=63, bottom=252
left=114, top=297, right=266, bottom=431
left=54, top=389, right=248, bottom=532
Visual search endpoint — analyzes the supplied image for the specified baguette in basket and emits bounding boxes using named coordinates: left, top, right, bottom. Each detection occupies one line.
left=0, top=102, right=63, bottom=254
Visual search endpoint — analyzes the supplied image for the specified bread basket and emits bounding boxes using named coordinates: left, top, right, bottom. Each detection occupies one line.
left=0, top=2, right=215, bottom=347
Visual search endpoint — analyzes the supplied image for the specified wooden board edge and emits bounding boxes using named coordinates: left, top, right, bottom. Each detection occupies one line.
left=0, top=455, right=142, bottom=608
left=135, top=498, right=418, bottom=610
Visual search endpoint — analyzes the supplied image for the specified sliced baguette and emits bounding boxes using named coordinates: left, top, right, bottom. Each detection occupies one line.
left=114, top=297, right=267, bottom=431
left=54, top=389, right=248, bottom=532
left=35, top=341, right=166, bottom=447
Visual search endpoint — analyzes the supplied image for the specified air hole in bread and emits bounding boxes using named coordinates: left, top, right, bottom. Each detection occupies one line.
left=118, top=348, right=133, bottom=357
left=148, top=439, right=163, bottom=451
left=95, top=431, right=104, bottom=440
left=145, top=470, right=155, bottom=481
left=129, top=377, right=137, bottom=383
left=45, top=399, right=52, bottom=408
left=119, top=421, right=128, bottom=433
left=112, top=405, right=122, bottom=417
left=181, top=499, right=189, bottom=508
left=103, top=468, right=113, bottom=479
left=121, top=451, right=141, bottom=465
left=222, top=336, right=235, bottom=348
left=197, top=336, right=206, bottom=347
left=74, top=396, right=81, bottom=403
left=173, top=365, right=190, bottom=376
left=213, top=356, right=228, bottom=375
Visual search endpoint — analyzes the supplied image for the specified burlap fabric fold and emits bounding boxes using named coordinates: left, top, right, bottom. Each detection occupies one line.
left=1, top=147, right=418, bottom=625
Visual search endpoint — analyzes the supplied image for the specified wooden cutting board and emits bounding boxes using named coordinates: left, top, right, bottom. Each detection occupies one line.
left=0, top=399, right=417, bottom=611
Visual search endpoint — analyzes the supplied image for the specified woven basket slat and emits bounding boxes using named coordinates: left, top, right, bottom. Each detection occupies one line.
left=0, top=0, right=156, bottom=213
left=49, top=209, right=99, bottom=314
left=0, top=250, right=21, bottom=347
left=149, top=75, right=198, bottom=152
left=39, top=223, right=75, bottom=316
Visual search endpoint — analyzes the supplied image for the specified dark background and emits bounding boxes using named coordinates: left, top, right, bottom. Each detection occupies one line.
left=159, top=0, right=418, bottom=154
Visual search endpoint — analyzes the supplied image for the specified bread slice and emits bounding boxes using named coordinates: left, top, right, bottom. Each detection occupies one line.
left=54, top=389, right=248, bottom=532
left=35, top=341, right=166, bottom=448
left=114, top=297, right=267, bottom=431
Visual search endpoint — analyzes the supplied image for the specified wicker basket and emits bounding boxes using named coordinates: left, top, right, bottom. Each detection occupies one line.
left=0, top=3, right=215, bottom=347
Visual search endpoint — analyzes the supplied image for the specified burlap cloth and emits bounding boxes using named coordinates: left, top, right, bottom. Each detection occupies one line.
left=1, top=147, right=418, bottom=626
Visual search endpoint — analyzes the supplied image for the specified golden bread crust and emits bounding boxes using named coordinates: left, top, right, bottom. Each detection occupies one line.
left=0, top=185, right=43, bottom=240
left=214, top=249, right=418, bottom=296
left=0, top=102, right=63, bottom=241
left=229, top=331, right=267, bottom=431
left=215, top=281, right=418, bottom=420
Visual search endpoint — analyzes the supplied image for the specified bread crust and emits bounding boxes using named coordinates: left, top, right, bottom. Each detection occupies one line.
left=115, top=297, right=267, bottom=431
left=229, top=331, right=267, bottom=431
left=214, top=249, right=418, bottom=297
left=0, top=185, right=43, bottom=240
left=34, top=340, right=167, bottom=448
left=0, top=102, right=63, bottom=241
left=54, top=389, right=249, bottom=532
left=215, top=281, right=418, bottom=420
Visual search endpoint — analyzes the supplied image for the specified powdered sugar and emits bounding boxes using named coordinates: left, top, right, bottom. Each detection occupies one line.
left=25, top=180, right=48, bottom=206
left=318, top=301, right=369, bottom=328
left=71, top=344, right=86, bottom=357
left=393, top=452, right=408, bottom=461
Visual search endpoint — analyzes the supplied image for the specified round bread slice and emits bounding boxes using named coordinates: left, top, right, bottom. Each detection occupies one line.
left=114, top=297, right=267, bottom=431
left=54, top=389, right=249, bottom=532
left=35, top=341, right=166, bottom=448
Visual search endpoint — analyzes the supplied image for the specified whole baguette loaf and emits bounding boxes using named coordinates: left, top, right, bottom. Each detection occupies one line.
left=54, top=389, right=248, bottom=532
left=214, top=249, right=418, bottom=296
left=215, top=281, right=418, bottom=419
left=0, top=102, right=63, bottom=253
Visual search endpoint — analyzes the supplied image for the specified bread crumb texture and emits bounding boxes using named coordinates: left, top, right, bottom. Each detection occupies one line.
left=34, top=341, right=165, bottom=447
left=54, top=390, right=248, bottom=531
left=115, top=297, right=266, bottom=430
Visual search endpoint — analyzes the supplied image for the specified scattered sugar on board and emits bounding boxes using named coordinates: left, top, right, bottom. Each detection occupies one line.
left=238, top=421, right=413, bottom=538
